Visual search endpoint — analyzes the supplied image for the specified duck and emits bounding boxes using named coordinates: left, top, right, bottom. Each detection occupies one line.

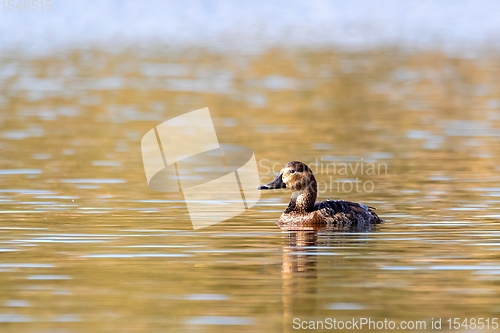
left=258, top=161, right=382, bottom=231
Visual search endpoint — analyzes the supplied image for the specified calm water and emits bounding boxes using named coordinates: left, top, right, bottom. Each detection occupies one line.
left=1, top=48, right=500, bottom=332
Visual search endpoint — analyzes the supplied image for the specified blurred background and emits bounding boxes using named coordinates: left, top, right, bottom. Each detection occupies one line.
left=2, top=0, right=500, bottom=332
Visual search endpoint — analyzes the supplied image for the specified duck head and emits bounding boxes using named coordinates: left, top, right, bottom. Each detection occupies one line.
left=259, top=161, right=318, bottom=212
left=258, top=161, right=316, bottom=191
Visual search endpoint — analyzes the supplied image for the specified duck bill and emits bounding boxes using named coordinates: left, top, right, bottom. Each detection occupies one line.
left=258, top=173, right=286, bottom=190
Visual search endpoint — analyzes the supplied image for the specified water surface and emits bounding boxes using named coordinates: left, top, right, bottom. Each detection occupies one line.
left=1, top=47, right=500, bottom=332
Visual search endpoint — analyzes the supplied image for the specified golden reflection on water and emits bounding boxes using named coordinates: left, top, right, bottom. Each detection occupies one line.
left=1, top=47, right=500, bottom=331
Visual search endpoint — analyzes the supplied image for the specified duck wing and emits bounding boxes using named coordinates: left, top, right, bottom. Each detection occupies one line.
left=312, top=200, right=382, bottom=231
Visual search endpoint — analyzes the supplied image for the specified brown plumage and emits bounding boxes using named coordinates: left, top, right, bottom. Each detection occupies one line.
left=258, top=161, right=382, bottom=231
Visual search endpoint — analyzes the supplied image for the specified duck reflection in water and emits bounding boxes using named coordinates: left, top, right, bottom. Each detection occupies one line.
left=280, top=231, right=370, bottom=331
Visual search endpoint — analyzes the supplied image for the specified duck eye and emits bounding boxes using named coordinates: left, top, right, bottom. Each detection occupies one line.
left=289, top=170, right=296, bottom=174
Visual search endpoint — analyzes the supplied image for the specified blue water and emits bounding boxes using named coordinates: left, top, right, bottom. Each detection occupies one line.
left=2, top=0, right=500, bottom=54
